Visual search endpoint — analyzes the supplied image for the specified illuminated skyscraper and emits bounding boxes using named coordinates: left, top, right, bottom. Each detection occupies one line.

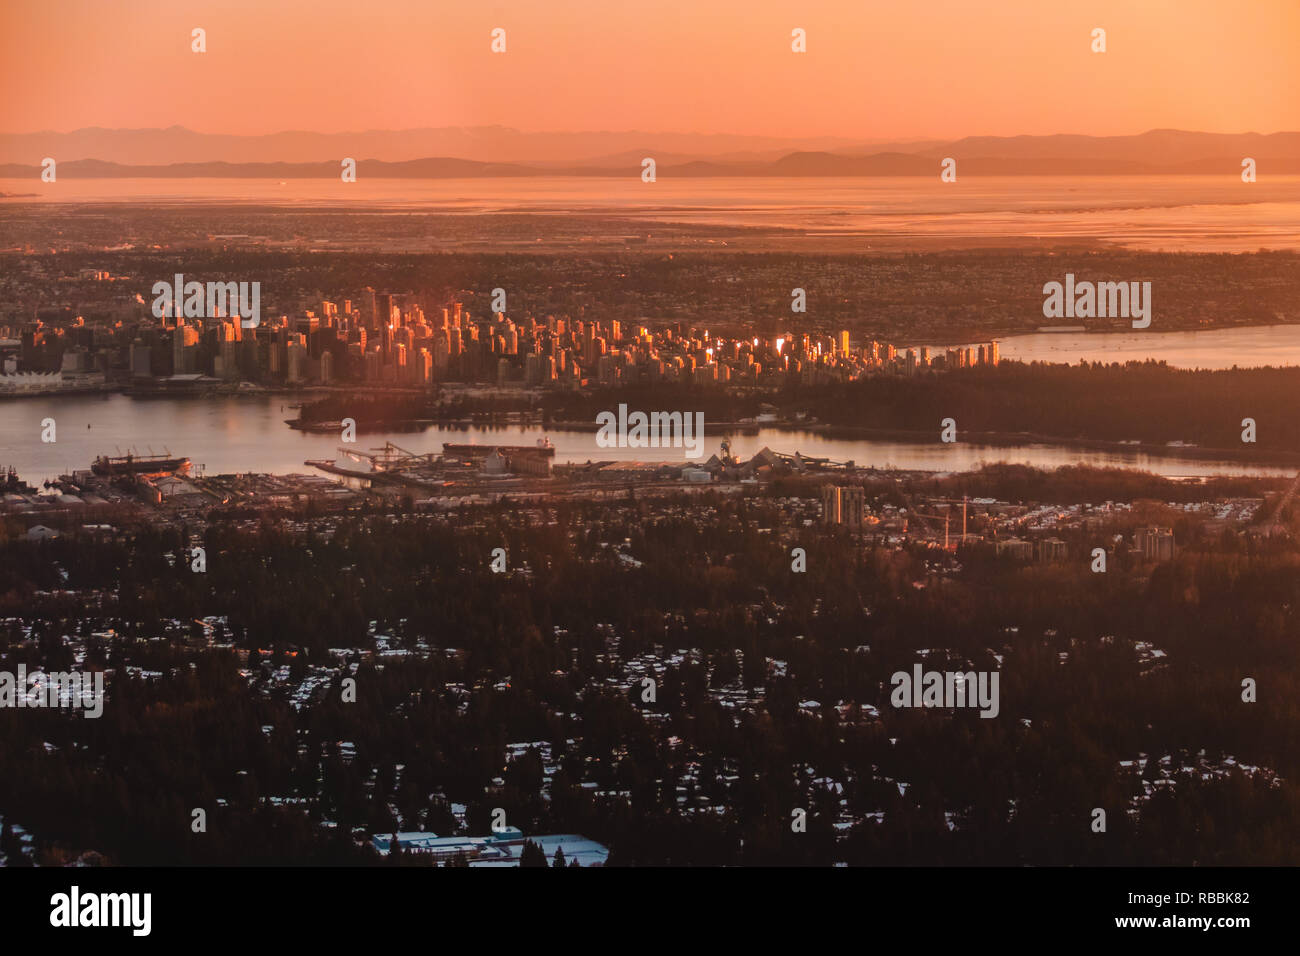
left=822, top=485, right=865, bottom=528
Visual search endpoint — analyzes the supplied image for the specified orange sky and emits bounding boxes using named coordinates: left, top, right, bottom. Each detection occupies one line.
left=2, top=0, right=1297, bottom=137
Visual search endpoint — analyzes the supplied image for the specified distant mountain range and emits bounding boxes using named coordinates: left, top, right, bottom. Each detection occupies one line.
left=0, top=126, right=869, bottom=165
left=1, top=128, right=1297, bottom=178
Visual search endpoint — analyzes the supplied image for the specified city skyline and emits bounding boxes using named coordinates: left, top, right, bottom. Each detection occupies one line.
left=1, top=0, right=1298, bottom=922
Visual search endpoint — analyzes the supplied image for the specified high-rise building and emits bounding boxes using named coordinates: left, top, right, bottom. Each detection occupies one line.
left=172, top=321, right=199, bottom=374
left=1037, top=538, right=1069, bottom=563
left=1134, top=527, right=1176, bottom=562
left=129, top=341, right=152, bottom=377
left=598, top=353, right=618, bottom=385
left=822, top=485, right=865, bottom=528
left=286, top=339, right=307, bottom=383
left=375, top=293, right=395, bottom=331
left=996, top=538, right=1035, bottom=561
left=218, top=322, right=239, bottom=379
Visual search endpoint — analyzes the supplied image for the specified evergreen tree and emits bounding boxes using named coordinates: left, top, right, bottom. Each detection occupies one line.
left=519, top=839, right=547, bottom=867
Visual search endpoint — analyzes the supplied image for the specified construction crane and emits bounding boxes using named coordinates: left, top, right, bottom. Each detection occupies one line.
left=904, top=497, right=972, bottom=550
left=905, top=495, right=969, bottom=541
left=928, top=496, right=970, bottom=537
left=909, top=511, right=958, bottom=550
left=336, top=442, right=436, bottom=472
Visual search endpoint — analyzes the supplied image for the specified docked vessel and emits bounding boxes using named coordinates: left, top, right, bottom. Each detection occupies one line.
left=92, top=453, right=191, bottom=476
left=443, top=438, right=555, bottom=459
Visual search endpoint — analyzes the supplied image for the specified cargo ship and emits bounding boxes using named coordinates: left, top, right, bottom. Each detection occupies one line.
left=92, top=452, right=191, bottom=476
left=443, top=438, right=555, bottom=459
left=286, top=418, right=433, bottom=433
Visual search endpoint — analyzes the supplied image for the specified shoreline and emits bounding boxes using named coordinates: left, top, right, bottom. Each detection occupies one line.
left=277, top=416, right=1300, bottom=471
left=7, top=318, right=1300, bottom=404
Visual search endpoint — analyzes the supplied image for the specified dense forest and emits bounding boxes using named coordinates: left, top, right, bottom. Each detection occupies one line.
left=536, top=362, right=1300, bottom=457
left=799, top=362, right=1300, bottom=453
left=296, top=359, right=1300, bottom=461
left=2, top=465, right=1299, bottom=865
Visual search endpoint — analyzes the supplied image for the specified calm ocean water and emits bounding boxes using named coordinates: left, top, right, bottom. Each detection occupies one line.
left=967, top=323, right=1300, bottom=370
left=1, top=392, right=1293, bottom=484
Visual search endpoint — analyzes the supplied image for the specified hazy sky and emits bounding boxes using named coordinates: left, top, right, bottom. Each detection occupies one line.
left=3, top=0, right=1297, bottom=137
